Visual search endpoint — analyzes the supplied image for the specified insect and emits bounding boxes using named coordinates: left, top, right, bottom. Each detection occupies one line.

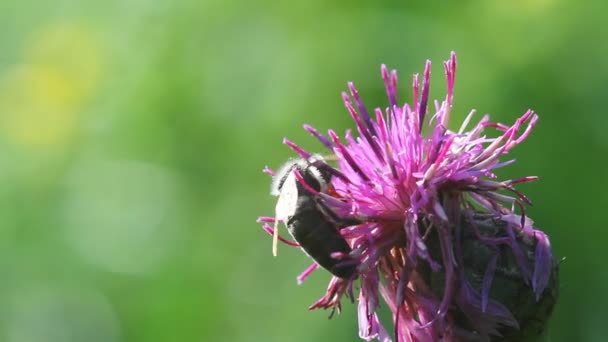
left=270, top=155, right=359, bottom=278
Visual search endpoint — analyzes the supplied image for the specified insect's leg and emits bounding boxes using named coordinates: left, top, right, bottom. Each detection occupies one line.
left=272, top=218, right=280, bottom=256
left=314, top=197, right=362, bottom=228
left=315, top=197, right=361, bottom=227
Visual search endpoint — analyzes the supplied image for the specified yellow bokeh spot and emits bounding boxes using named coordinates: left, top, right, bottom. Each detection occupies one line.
left=24, top=23, right=102, bottom=98
left=0, top=66, right=80, bottom=147
left=0, top=23, right=103, bottom=149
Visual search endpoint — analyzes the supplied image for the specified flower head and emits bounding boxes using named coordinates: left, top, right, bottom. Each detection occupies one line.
left=259, top=52, right=558, bottom=342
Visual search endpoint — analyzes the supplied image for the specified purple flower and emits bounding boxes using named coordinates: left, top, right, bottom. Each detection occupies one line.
left=259, top=52, right=558, bottom=342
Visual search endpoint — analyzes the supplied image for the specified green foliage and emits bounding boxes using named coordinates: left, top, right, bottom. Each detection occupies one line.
left=0, top=0, right=604, bottom=341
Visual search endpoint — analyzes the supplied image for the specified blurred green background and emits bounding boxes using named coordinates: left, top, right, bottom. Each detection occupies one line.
left=0, top=0, right=605, bottom=341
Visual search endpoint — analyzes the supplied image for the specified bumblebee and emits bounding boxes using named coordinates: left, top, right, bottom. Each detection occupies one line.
left=271, top=156, right=358, bottom=278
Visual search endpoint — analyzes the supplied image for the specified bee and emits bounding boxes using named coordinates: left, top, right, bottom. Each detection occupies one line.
left=270, top=155, right=358, bottom=278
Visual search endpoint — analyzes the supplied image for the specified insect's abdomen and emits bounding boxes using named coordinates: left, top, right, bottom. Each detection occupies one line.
left=287, top=197, right=356, bottom=278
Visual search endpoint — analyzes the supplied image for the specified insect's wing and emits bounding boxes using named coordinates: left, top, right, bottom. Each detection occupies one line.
left=275, top=171, right=299, bottom=223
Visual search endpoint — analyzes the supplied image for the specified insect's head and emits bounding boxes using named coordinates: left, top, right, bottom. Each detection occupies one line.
left=270, top=154, right=332, bottom=196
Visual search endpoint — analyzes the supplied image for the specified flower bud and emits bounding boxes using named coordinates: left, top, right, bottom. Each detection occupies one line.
left=421, top=212, right=558, bottom=341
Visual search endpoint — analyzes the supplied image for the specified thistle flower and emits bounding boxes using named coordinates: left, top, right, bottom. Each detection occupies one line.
left=259, top=52, right=558, bottom=342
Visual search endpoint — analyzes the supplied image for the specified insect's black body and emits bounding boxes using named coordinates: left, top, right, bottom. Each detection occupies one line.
left=272, top=157, right=358, bottom=278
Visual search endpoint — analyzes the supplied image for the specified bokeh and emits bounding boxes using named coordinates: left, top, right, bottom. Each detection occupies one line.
left=0, top=0, right=606, bottom=341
